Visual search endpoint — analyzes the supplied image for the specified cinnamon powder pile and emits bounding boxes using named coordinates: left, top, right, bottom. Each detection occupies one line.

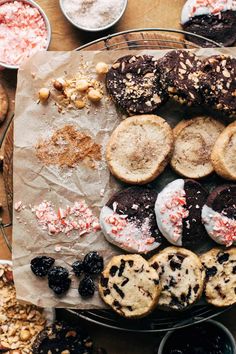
left=35, top=125, right=102, bottom=168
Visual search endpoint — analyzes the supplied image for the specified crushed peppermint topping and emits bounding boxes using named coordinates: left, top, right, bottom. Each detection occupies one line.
left=203, top=212, right=236, bottom=246
left=15, top=200, right=100, bottom=236
left=160, top=189, right=189, bottom=241
left=104, top=212, right=155, bottom=252
left=0, top=1, right=48, bottom=66
left=190, top=0, right=236, bottom=17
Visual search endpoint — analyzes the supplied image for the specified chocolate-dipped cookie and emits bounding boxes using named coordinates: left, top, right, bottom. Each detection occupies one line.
left=32, top=321, right=93, bottom=354
left=106, top=55, right=167, bottom=114
left=155, top=179, right=208, bottom=249
left=100, top=187, right=164, bottom=253
left=202, top=185, right=236, bottom=246
left=181, top=0, right=236, bottom=47
left=150, top=247, right=205, bottom=311
left=99, top=254, right=160, bottom=318
left=158, top=50, right=202, bottom=106
left=201, top=248, right=236, bottom=307
left=199, top=55, right=236, bottom=118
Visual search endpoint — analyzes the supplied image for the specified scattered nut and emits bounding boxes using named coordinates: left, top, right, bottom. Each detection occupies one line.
left=38, top=88, right=50, bottom=102
left=19, top=329, right=31, bottom=341
left=87, top=88, right=103, bottom=102
left=74, top=100, right=85, bottom=109
left=53, top=80, right=64, bottom=91
left=95, top=62, right=109, bottom=75
left=76, top=79, right=89, bottom=92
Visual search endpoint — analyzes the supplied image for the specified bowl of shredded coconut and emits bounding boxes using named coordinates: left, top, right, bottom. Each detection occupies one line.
left=59, top=0, right=128, bottom=32
left=0, top=0, right=51, bottom=69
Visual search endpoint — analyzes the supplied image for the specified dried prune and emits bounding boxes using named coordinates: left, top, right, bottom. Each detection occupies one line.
left=72, top=260, right=84, bottom=277
left=83, top=252, right=104, bottom=275
left=48, top=266, right=71, bottom=295
left=79, top=276, right=95, bottom=297
left=31, top=256, right=55, bottom=277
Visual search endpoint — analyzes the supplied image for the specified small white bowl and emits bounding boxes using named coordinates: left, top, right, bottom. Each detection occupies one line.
left=0, top=0, right=51, bottom=70
left=59, top=0, right=128, bottom=32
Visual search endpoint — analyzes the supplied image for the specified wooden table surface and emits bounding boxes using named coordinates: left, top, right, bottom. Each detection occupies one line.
left=0, top=1, right=236, bottom=353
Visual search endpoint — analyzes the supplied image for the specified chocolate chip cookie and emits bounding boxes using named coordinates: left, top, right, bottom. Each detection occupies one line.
left=100, top=187, right=164, bottom=253
left=99, top=255, right=160, bottom=318
left=106, top=55, right=167, bottom=114
left=201, top=247, right=236, bottom=307
left=150, top=247, right=205, bottom=311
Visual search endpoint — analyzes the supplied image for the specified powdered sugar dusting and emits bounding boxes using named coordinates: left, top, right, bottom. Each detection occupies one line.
left=0, top=1, right=48, bottom=66
left=62, top=0, right=126, bottom=30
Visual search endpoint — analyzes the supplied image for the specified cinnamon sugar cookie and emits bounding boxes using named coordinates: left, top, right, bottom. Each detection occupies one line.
left=106, top=114, right=174, bottom=185
left=171, top=116, right=225, bottom=179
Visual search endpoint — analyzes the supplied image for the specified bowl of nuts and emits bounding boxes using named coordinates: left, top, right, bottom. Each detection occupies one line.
left=0, top=260, right=55, bottom=352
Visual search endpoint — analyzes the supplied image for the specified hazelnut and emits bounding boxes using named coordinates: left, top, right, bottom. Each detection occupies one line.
left=87, top=88, right=103, bottom=102
left=76, top=79, right=89, bottom=92
left=53, top=80, right=64, bottom=91
left=38, top=87, right=50, bottom=102
left=74, top=100, right=85, bottom=109
left=95, top=62, right=109, bottom=75
left=20, top=329, right=31, bottom=341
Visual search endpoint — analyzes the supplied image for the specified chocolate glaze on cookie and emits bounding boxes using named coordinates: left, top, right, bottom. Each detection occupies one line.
left=106, top=55, right=167, bottom=114
left=181, top=0, right=236, bottom=47
left=155, top=179, right=208, bottom=249
left=158, top=50, right=202, bottom=106
left=202, top=185, right=236, bottom=246
left=100, top=187, right=164, bottom=253
left=199, top=55, right=236, bottom=118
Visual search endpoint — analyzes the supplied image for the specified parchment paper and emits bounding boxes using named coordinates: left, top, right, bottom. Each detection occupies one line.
left=13, top=48, right=235, bottom=309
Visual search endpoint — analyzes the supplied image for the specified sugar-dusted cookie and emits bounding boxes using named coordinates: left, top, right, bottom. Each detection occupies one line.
left=100, top=187, right=163, bottom=253
left=202, top=185, right=236, bottom=246
left=201, top=247, right=236, bottom=307
left=211, top=121, right=236, bottom=181
left=171, top=116, right=225, bottom=179
left=150, top=247, right=205, bottom=311
left=155, top=179, right=208, bottom=249
left=99, top=254, right=160, bottom=318
left=106, top=114, right=174, bottom=185
left=106, top=54, right=167, bottom=114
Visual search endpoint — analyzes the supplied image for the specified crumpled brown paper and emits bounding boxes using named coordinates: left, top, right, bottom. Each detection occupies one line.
left=13, top=47, right=235, bottom=309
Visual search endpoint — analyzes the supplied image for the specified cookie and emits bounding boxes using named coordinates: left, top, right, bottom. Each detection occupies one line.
left=171, top=116, right=225, bottom=179
left=158, top=50, right=202, bottom=106
left=106, top=114, right=174, bottom=185
left=211, top=121, right=236, bottom=181
left=149, top=247, right=205, bottom=311
left=199, top=55, right=236, bottom=118
left=32, top=321, right=93, bottom=354
left=99, top=254, right=160, bottom=318
left=155, top=179, right=208, bottom=249
left=106, top=55, right=167, bottom=114
left=201, top=248, right=236, bottom=307
left=100, top=187, right=164, bottom=253
left=202, top=185, right=236, bottom=246
left=0, top=83, right=8, bottom=123
left=181, top=0, right=236, bottom=47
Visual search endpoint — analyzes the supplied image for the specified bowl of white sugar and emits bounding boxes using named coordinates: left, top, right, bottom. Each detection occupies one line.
left=59, top=0, right=128, bottom=32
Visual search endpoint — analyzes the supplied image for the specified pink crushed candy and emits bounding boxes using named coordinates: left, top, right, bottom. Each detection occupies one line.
left=206, top=213, right=236, bottom=246
left=160, top=190, right=189, bottom=241
left=0, top=1, right=48, bottom=66
left=190, top=0, right=235, bottom=17
left=16, top=200, right=100, bottom=236
left=105, top=211, right=156, bottom=252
